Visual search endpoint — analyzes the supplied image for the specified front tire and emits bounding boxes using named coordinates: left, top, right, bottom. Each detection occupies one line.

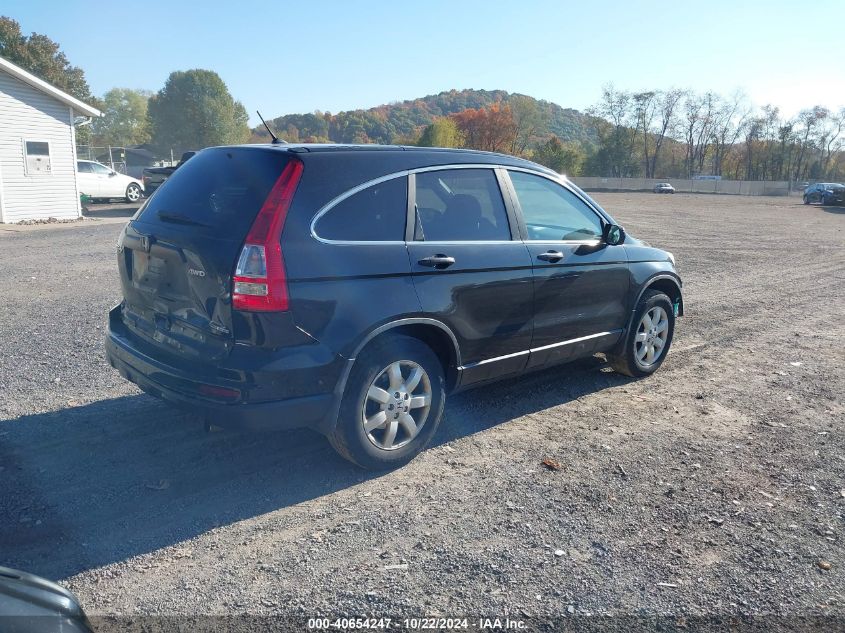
left=125, top=183, right=142, bottom=203
left=328, top=335, right=445, bottom=470
left=803, top=195, right=809, bottom=205
left=608, top=290, right=675, bottom=378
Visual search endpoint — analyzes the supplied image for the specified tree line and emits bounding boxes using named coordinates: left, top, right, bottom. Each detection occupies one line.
left=3, top=16, right=842, bottom=180
left=587, top=84, right=845, bottom=182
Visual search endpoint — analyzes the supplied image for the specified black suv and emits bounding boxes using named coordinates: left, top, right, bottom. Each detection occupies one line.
left=803, top=182, right=845, bottom=206
left=107, top=145, right=683, bottom=469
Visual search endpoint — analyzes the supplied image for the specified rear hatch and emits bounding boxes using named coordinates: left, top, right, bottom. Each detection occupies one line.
left=118, top=147, right=292, bottom=362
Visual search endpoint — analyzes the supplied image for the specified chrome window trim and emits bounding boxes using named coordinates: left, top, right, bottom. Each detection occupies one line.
left=311, top=163, right=531, bottom=245
left=310, top=170, right=411, bottom=245
left=504, top=166, right=614, bottom=229
left=523, top=239, right=602, bottom=246
left=457, top=329, right=622, bottom=371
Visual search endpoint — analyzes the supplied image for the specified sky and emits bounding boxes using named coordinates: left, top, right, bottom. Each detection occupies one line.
left=5, top=0, right=845, bottom=126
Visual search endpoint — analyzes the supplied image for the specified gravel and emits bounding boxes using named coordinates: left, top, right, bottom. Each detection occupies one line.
left=0, top=194, right=843, bottom=624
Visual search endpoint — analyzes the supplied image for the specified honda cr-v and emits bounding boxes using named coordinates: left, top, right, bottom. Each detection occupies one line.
left=106, top=144, right=683, bottom=469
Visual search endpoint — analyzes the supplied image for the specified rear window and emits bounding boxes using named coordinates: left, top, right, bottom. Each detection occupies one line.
left=314, top=176, right=407, bottom=242
left=136, top=148, right=290, bottom=235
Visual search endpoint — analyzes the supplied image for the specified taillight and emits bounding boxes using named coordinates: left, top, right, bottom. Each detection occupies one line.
left=232, top=159, right=303, bottom=312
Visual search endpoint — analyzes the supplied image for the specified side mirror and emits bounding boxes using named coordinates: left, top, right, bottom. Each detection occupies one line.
left=603, top=223, right=625, bottom=246
left=109, top=171, right=117, bottom=177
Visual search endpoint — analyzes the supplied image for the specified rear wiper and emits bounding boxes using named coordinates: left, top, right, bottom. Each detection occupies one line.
left=156, top=211, right=211, bottom=228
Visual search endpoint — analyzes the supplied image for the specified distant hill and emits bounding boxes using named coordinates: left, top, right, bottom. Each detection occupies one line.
left=252, top=89, right=596, bottom=147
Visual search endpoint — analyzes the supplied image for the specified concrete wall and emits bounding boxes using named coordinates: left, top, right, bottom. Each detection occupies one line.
left=570, top=177, right=791, bottom=197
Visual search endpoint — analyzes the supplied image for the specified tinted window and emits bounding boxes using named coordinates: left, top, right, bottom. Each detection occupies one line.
left=315, top=176, right=407, bottom=241
left=415, top=169, right=510, bottom=241
left=137, top=148, right=291, bottom=235
left=77, top=162, right=93, bottom=173
left=509, top=171, right=603, bottom=241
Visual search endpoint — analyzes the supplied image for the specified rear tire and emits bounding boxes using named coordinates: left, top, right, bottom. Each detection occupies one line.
left=126, top=183, right=142, bottom=203
left=608, top=290, right=675, bottom=378
left=803, top=195, right=810, bottom=205
left=328, top=335, right=445, bottom=470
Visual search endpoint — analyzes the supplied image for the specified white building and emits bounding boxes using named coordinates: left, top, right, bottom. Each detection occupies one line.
left=0, top=55, right=101, bottom=223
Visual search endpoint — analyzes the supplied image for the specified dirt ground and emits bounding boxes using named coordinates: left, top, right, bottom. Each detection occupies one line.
left=0, top=193, right=843, bottom=629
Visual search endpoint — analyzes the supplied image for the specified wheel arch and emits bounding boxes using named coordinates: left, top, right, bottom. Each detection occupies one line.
left=612, top=274, right=682, bottom=359
left=320, top=318, right=462, bottom=436
left=350, top=318, right=462, bottom=392
left=627, top=274, right=684, bottom=333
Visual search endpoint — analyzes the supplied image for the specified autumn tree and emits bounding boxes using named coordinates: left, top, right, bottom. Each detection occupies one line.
left=92, top=88, right=152, bottom=147
left=147, top=70, right=249, bottom=155
left=449, top=103, right=517, bottom=153
left=417, top=117, right=464, bottom=147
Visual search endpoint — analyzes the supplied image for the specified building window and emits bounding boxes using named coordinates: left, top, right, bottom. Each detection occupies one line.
left=24, top=140, right=52, bottom=175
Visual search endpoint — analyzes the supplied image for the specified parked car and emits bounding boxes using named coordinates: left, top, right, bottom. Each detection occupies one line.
left=803, top=182, right=845, bottom=205
left=142, top=151, right=196, bottom=195
left=653, top=182, right=675, bottom=194
left=106, top=144, right=683, bottom=469
left=77, top=160, right=144, bottom=203
left=0, top=566, right=93, bottom=632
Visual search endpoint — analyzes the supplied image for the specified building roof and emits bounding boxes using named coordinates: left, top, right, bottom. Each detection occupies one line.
left=0, top=55, right=101, bottom=118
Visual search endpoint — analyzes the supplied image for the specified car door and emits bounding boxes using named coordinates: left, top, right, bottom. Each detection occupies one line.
left=504, top=169, right=629, bottom=369
left=407, top=167, right=534, bottom=386
left=76, top=161, right=101, bottom=197
left=90, top=162, right=118, bottom=197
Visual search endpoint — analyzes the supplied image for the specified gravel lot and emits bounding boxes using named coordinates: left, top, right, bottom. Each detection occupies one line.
left=1, top=194, right=843, bottom=628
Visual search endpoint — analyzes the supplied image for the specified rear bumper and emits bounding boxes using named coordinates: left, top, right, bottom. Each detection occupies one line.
left=106, top=307, right=343, bottom=432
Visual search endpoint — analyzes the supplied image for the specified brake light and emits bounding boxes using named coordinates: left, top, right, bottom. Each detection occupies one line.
left=232, top=160, right=303, bottom=312
left=197, top=384, right=241, bottom=400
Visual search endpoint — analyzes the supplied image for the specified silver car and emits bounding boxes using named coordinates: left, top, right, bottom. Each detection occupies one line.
left=653, top=182, right=675, bottom=194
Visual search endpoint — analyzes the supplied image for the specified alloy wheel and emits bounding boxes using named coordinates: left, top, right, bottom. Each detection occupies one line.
left=634, top=306, right=669, bottom=368
left=361, top=360, right=432, bottom=451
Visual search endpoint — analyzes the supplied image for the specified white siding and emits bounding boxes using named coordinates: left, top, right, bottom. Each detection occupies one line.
left=0, top=70, right=81, bottom=222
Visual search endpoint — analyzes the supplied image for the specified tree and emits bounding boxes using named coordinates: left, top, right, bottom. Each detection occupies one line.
left=533, top=136, right=584, bottom=175
left=0, top=16, right=98, bottom=142
left=92, top=88, right=152, bottom=147
left=147, top=70, right=249, bottom=154
left=793, top=106, right=828, bottom=181
left=649, top=89, right=683, bottom=178
left=591, top=84, right=636, bottom=176
left=818, top=107, right=844, bottom=176
left=709, top=92, right=750, bottom=176
left=632, top=91, right=657, bottom=177
left=417, top=117, right=464, bottom=147
left=0, top=17, right=94, bottom=102
left=449, top=103, right=517, bottom=153
left=509, top=95, right=545, bottom=156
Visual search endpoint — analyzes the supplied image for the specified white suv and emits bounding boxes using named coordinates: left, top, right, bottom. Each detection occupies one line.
left=77, top=160, right=144, bottom=203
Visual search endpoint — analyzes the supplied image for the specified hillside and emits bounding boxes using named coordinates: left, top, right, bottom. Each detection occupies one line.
left=252, top=89, right=596, bottom=146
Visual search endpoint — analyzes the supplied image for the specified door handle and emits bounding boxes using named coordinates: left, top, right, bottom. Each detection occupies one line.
left=418, top=254, right=456, bottom=269
left=536, top=250, right=564, bottom=262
